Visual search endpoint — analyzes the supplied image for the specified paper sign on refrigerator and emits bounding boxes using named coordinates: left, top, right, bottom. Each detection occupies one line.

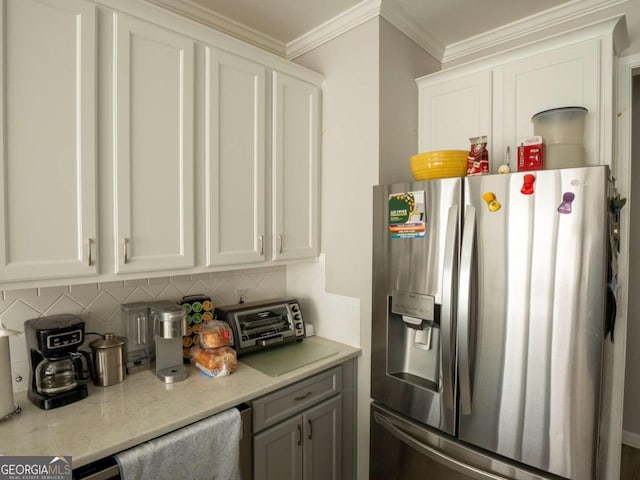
left=388, top=191, right=426, bottom=238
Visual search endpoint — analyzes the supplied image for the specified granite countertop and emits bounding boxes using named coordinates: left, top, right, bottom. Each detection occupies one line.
left=0, top=336, right=360, bottom=468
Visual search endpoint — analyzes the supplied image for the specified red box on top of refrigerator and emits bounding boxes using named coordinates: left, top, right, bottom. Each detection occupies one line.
left=517, top=136, right=544, bottom=171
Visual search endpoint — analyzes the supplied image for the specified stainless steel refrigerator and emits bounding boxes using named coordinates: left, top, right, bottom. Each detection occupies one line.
left=370, top=166, right=608, bottom=480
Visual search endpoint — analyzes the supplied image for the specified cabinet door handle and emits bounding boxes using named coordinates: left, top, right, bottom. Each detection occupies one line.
left=86, top=238, right=94, bottom=267
left=297, top=424, right=302, bottom=446
left=278, top=234, right=283, bottom=254
left=259, top=235, right=264, bottom=255
left=122, top=238, right=129, bottom=264
left=308, top=419, right=312, bottom=440
left=294, top=391, right=312, bottom=401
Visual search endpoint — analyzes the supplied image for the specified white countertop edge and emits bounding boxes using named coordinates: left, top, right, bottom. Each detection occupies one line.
left=0, top=336, right=361, bottom=468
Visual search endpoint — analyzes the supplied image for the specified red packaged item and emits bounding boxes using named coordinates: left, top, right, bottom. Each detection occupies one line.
left=517, top=136, right=544, bottom=171
left=467, top=136, right=489, bottom=176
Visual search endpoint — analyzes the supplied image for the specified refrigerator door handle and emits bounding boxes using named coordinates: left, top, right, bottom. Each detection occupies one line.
left=373, top=411, right=509, bottom=480
left=440, top=204, right=458, bottom=411
left=458, top=205, right=476, bottom=415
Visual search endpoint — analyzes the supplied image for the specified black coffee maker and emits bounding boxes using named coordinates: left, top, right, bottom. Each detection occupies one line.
left=25, top=314, right=93, bottom=410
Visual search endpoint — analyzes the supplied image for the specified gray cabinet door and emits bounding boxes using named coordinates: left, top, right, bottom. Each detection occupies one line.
left=303, top=395, right=342, bottom=480
left=254, top=415, right=302, bottom=480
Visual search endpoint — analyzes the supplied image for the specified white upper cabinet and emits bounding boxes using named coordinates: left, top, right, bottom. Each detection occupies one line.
left=112, top=13, right=195, bottom=273
left=418, top=70, right=492, bottom=154
left=206, top=56, right=320, bottom=267
left=205, top=48, right=266, bottom=266
left=272, top=72, right=320, bottom=261
left=417, top=18, right=623, bottom=172
left=0, top=0, right=97, bottom=281
left=0, top=1, right=322, bottom=286
left=500, top=39, right=599, bottom=168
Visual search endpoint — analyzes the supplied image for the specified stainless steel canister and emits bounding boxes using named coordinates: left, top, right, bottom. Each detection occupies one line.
left=89, top=333, right=127, bottom=387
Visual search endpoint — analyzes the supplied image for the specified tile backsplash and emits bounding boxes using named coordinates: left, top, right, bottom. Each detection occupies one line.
left=2, top=266, right=286, bottom=392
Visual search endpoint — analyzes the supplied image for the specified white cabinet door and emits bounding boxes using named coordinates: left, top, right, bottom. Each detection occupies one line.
left=501, top=39, right=599, bottom=166
left=418, top=69, right=493, bottom=154
left=205, top=48, right=266, bottom=266
left=272, top=72, right=319, bottom=261
left=303, top=395, right=342, bottom=480
left=113, top=13, right=195, bottom=273
left=0, top=0, right=97, bottom=281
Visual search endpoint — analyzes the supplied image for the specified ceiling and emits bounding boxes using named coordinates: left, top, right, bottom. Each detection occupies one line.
left=188, top=0, right=570, bottom=46
left=148, top=0, right=629, bottom=61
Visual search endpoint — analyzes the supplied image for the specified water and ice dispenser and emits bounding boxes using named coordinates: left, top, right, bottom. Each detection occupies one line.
left=387, top=290, right=440, bottom=392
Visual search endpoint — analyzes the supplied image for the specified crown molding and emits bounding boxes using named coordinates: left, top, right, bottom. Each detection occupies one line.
left=442, top=0, right=628, bottom=64
left=287, top=0, right=381, bottom=60
left=132, top=0, right=628, bottom=67
left=145, top=0, right=286, bottom=57
left=379, top=0, right=444, bottom=61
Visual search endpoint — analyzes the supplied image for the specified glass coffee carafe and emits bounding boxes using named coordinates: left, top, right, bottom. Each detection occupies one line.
left=34, top=353, right=91, bottom=395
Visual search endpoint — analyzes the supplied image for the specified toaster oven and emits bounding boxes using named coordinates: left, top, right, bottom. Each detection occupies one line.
left=214, top=298, right=305, bottom=355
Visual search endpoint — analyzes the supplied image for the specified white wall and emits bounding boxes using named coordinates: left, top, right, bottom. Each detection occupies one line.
left=290, top=17, right=438, bottom=480
left=294, top=20, right=380, bottom=301
left=291, top=18, right=380, bottom=480
left=379, top=18, right=440, bottom=184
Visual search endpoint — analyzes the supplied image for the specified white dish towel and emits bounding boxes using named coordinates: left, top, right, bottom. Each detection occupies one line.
left=115, top=408, right=241, bottom=480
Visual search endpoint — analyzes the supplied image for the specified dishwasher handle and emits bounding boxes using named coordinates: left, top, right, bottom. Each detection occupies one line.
left=72, top=457, right=120, bottom=480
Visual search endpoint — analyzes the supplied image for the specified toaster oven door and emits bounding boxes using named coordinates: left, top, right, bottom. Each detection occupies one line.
left=234, top=305, right=295, bottom=350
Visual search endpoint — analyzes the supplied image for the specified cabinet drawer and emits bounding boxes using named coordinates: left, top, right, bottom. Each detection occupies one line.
left=253, top=367, right=342, bottom=433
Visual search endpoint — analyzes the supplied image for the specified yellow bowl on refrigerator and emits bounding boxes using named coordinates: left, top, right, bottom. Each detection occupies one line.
left=410, top=150, right=468, bottom=180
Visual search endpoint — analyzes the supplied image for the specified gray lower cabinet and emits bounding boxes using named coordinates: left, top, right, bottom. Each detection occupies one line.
left=254, top=415, right=303, bottom=480
left=254, top=395, right=342, bottom=480
left=252, top=366, right=349, bottom=480
left=303, top=395, right=343, bottom=480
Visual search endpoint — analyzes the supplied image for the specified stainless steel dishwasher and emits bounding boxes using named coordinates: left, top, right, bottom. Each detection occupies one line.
left=72, top=404, right=253, bottom=480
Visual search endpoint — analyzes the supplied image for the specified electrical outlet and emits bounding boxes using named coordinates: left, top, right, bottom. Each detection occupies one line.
left=236, top=289, right=249, bottom=304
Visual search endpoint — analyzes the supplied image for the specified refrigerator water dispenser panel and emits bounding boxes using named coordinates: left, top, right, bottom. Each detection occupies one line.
left=387, top=292, right=440, bottom=392
left=391, top=290, right=436, bottom=328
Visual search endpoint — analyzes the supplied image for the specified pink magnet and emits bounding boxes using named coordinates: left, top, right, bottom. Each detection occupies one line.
left=521, top=174, right=535, bottom=195
left=558, top=192, right=575, bottom=214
